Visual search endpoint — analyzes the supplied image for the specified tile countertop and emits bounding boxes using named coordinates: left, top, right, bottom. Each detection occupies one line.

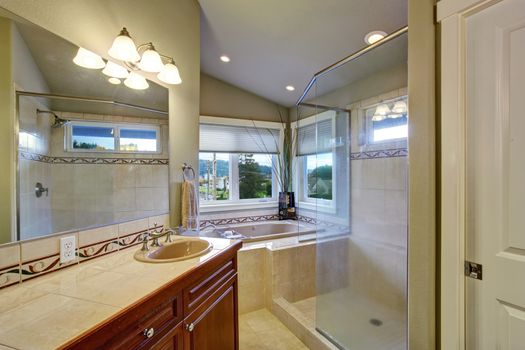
left=0, top=237, right=236, bottom=350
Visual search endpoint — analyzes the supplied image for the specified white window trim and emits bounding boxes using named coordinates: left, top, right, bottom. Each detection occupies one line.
left=199, top=116, right=284, bottom=210
left=291, top=111, right=336, bottom=210
left=65, top=120, right=161, bottom=154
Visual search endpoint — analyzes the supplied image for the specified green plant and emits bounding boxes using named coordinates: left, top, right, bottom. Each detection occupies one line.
left=250, top=106, right=296, bottom=193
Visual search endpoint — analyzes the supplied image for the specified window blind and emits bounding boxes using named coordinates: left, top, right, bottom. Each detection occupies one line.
left=200, top=123, right=280, bottom=154
left=297, top=119, right=333, bottom=156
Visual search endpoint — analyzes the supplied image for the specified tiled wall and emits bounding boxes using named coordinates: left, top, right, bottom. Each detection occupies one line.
left=0, top=214, right=169, bottom=289
left=18, top=107, right=169, bottom=239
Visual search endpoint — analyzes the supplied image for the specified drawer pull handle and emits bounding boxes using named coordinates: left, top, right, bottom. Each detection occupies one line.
left=143, top=327, right=155, bottom=338
left=186, top=323, right=195, bottom=332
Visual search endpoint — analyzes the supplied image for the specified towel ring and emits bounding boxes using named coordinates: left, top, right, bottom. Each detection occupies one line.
left=182, top=163, right=196, bottom=181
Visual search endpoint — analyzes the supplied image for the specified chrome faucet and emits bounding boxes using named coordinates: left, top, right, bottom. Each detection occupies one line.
left=200, top=223, right=216, bottom=232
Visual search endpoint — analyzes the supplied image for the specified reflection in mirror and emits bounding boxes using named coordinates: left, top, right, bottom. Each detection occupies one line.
left=6, top=15, right=169, bottom=242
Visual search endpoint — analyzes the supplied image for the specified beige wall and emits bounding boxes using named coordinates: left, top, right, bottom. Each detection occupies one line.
left=0, top=17, right=13, bottom=243
left=0, top=0, right=201, bottom=228
left=201, top=73, right=288, bottom=123
left=407, top=0, right=436, bottom=348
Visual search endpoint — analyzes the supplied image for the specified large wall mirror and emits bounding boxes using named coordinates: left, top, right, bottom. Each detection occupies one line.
left=5, top=14, right=170, bottom=243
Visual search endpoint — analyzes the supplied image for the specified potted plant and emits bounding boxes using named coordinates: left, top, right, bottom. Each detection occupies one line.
left=251, top=108, right=296, bottom=220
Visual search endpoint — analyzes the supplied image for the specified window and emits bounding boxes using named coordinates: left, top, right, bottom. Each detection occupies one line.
left=199, top=152, right=274, bottom=202
left=365, top=96, right=408, bottom=144
left=305, top=153, right=333, bottom=200
left=198, top=117, right=282, bottom=206
left=294, top=111, right=336, bottom=206
left=66, top=121, right=160, bottom=153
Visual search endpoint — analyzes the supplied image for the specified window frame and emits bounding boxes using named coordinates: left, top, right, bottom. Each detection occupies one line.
left=363, top=95, right=408, bottom=146
left=198, top=116, right=284, bottom=211
left=65, top=120, right=161, bottom=154
left=291, top=111, right=337, bottom=211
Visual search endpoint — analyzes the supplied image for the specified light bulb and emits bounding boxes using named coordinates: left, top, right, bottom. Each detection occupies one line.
left=391, top=100, right=407, bottom=114
left=108, top=77, right=121, bottom=85
left=138, top=44, right=164, bottom=72
left=73, top=47, right=105, bottom=69
left=108, top=27, right=140, bottom=62
left=372, top=114, right=386, bottom=122
left=374, top=103, right=391, bottom=117
left=102, top=61, right=129, bottom=78
left=124, top=72, right=149, bottom=90
left=157, top=60, right=182, bottom=85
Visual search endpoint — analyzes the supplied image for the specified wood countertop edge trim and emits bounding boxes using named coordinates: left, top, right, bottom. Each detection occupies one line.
left=56, top=240, right=242, bottom=350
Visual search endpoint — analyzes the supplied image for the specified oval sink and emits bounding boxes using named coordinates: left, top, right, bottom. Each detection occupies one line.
left=134, top=238, right=213, bottom=263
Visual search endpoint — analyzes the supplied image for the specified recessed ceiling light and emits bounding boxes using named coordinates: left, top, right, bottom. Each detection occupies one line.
left=285, top=85, right=295, bottom=91
left=220, top=55, right=231, bottom=63
left=108, top=77, right=121, bottom=85
left=364, top=31, right=387, bottom=45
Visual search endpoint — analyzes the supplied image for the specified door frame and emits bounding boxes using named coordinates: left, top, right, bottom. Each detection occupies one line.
left=437, top=0, right=503, bottom=349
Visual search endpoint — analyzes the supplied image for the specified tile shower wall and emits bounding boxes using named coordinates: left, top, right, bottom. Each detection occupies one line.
left=18, top=108, right=169, bottom=240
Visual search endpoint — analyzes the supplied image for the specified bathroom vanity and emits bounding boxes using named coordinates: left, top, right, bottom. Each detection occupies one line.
left=60, top=240, right=241, bottom=350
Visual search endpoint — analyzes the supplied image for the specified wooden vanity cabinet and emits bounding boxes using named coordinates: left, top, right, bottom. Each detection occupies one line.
left=60, top=242, right=241, bottom=350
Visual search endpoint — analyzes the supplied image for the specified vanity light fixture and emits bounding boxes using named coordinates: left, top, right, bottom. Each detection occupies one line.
left=108, top=27, right=141, bottom=62
left=124, top=72, right=149, bottom=90
left=391, top=100, right=407, bottom=114
left=157, top=59, right=182, bottom=85
left=364, top=31, right=387, bottom=45
left=108, top=77, right=121, bottom=85
left=285, top=85, right=295, bottom=91
left=372, top=103, right=391, bottom=121
left=73, top=47, right=105, bottom=69
left=102, top=61, right=129, bottom=79
left=220, top=55, right=231, bottom=63
left=108, top=27, right=182, bottom=85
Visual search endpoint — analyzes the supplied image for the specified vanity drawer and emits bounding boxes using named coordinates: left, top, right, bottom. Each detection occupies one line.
left=63, top=290, right=182, bottom=350
left=183, top=258, right=236, bottom=315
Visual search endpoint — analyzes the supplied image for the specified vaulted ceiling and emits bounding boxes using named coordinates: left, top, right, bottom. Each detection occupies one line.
left=199, top=0, right=407, bottom=106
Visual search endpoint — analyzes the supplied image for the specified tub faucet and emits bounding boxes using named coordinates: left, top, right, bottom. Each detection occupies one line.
left=200, top=223, right=216, bottom=232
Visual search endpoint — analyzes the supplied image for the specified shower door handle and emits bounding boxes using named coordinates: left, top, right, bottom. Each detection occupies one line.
left=35, top=182, right=48, bottom=198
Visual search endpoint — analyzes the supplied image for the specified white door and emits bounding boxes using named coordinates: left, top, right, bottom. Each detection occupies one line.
left=465, top=0, right=525, bottom=348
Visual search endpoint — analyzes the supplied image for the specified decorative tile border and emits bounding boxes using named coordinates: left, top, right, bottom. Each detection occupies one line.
left=200, top=214, right=279, bottom=228
left=19, top=151, right=168, bottom=165
left=350, top=148, right=408, bottom=160
left=0, top=264, right=20, bottom=288
left=0, top=221, right=166, bottom=289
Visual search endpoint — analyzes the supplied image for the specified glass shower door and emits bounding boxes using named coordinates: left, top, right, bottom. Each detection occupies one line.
left=300, top=31, right=408, bottom=349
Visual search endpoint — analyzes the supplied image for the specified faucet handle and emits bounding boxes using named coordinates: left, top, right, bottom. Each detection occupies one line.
left=164, top=228, right=175, bottom=243
left=140, top=232, right=150, bottom=251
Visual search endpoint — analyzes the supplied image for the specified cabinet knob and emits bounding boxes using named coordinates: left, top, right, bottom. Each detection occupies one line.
left=186, top=323, right=195, bottom=332
left=143, top=327, right=155, bottom=338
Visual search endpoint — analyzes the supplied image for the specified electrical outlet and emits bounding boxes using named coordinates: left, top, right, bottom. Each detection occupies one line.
left=60, top=236, right=76, bottom=264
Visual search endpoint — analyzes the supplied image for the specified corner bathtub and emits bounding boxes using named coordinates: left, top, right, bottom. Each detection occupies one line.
left=203, top=221, right=316, bottom=242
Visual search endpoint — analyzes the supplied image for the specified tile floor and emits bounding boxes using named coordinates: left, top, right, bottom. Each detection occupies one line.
left=239, top=308, right=308, bottom=350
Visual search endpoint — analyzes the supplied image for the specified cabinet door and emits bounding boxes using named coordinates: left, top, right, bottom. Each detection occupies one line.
left=184, top=279, right=238, bottom=350
left=148, top=322, right=184, bottom=350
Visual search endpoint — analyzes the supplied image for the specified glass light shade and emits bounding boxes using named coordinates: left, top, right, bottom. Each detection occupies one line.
left=108, top=28, right=140, bottom=62
left=157, top=62, right=182, bottom=85
left=371, top=114, right=386, bottom=122
left=108, top=77, right=121, bottom=85
left=391, top=100, right=408, bottom=114
left=73, top=48, right=105, bottom=69
left=138, top=47, right=164, bottom=72
left=102, top=61, right=129, bottom=78
left=124, top=72, right=149, bottom=90
left=374, top=103, right=391, bottom=116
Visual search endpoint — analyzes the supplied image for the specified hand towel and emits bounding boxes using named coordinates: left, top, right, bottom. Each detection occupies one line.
left=182, top=180, right=199, bottom=230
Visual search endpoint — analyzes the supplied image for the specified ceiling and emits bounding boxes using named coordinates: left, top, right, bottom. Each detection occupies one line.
left=14, top=21, right=169, bottom=118
left=199, top=0, right=407, bottom=107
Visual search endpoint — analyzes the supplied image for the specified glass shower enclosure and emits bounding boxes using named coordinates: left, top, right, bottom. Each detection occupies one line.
left=292, top=28, right=408, bottom=349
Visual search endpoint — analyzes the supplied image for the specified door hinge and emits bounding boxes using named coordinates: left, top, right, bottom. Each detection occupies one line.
left=465, top=261, right=482, bottom=280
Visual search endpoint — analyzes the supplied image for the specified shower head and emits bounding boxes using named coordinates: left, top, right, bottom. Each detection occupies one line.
left=36, top=109, right=70, bottom=128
